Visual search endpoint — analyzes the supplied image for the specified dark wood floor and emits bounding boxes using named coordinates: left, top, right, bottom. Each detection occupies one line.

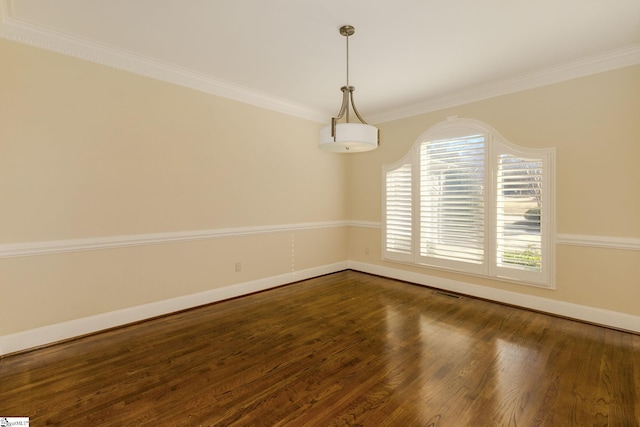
left=1, top=271, right=639, bottom=426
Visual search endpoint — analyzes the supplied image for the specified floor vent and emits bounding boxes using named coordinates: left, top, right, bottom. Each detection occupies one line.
left=433, top=290, right=461, bottom=299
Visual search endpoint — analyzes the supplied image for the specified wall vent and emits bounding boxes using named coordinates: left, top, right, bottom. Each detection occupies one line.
left=433, top=290, right=461, bottom=299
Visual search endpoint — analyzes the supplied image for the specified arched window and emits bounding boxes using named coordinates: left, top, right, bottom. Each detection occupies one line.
left=383, top=117, right=556, bottom=288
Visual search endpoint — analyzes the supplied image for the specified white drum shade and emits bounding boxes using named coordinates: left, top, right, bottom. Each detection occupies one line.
left=318, top=123, right=378, bottom=152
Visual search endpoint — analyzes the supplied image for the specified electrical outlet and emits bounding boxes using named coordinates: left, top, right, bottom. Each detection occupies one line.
left=365, top=247, right=370, bottom=255
left=235, top=262, right=241, bottom=272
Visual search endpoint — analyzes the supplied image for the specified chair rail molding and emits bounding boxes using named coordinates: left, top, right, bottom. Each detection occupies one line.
left=0, top=221, right=348, bottom=258
left=555, top=234, right=640, bottom=251
left=3, top=224, right=638, bottom=259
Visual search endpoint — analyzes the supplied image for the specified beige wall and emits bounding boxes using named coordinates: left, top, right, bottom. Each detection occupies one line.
left=2, top=36, right=639, bottom=338
left=347, top=65, right=640, bottom=317
left=0, top=39, right=347, bottom=335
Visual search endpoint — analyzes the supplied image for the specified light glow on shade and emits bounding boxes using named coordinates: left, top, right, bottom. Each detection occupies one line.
left=318, top=123, right=378, bottom=152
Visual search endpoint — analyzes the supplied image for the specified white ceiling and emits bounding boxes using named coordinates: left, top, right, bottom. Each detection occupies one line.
left=2, top=0, right=640, bottom=123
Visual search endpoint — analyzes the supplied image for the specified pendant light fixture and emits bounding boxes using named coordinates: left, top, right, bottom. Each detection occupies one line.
left=319, top=25, right=379, bottom=152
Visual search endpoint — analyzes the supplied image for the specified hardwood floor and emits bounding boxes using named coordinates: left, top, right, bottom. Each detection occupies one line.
left=1, top=270, right=639, bottom=426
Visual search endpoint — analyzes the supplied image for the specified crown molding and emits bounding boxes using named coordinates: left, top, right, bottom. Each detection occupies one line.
left=0, top=0, right=326, bottom=123
left=369, top=44, right=640, bottom=124
left=2, top=0, right=639, bottom=125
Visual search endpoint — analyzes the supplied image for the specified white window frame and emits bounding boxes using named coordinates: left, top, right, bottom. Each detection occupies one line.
left=382, top=117, right=556, bottom=288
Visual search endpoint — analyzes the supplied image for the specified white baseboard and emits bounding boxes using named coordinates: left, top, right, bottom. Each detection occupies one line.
left=3, top=259, right=637, bottom=356
left=348, top=261, right=640, bottom=334
left=0, top=262, right=348, bottom=356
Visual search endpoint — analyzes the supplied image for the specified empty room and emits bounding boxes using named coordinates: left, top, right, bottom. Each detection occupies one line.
left=1, top=1, right=639, bottom=425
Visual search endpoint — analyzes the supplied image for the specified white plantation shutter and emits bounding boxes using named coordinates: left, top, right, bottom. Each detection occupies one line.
left=496, top=154, right=543, bottom=272
left=383, top=163, right=413, bottom=261
left=382, top=118, right=555, bottom=288
left=493, top=144, right=553, bottom=286
left=419, top=135, right=486, bottom=272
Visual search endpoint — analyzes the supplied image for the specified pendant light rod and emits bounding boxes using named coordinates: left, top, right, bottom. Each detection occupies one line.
left=341, top=25, right=353, bottom=89
left=331, top=25, right=369, bottom=140
left=346, top=32, right=350, bottom=123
